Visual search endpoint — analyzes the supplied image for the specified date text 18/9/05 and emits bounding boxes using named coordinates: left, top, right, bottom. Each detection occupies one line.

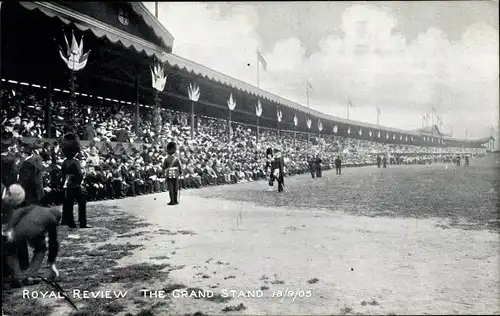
left=141, top=289, right=313, bottom=302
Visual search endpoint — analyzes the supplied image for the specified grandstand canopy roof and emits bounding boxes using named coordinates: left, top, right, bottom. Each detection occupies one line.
left=162, top=53, right=491, bottom=148
left=1, top=1, right=175, bottom=104
left=17, top=2, right=173, bottom=56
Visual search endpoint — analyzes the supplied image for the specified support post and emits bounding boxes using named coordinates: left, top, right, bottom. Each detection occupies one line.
left=277, top=122, right=280, bottom=143
left=190, top=101, right=195, bottom=140
left=45, top=78, right=52, bottom=138
left=256, top=116, right=260, bottom=144
left=228, top=110, right=232, bottom=142
left=135, top=76, right=140, bottom=135
left=293, top=130, right=296, bottom=149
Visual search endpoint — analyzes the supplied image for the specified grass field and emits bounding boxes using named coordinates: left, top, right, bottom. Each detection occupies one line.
left=2, top=155, right=499, bottom=315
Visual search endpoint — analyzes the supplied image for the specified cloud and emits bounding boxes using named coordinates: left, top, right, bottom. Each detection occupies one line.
left=146, top=2, right=498, bottom=138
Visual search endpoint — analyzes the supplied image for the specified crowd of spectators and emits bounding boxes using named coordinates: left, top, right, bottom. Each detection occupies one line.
left=1, top=84, right=488, bottom=204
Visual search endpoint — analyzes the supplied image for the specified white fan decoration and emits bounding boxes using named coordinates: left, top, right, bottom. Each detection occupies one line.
left=293, top=115, right=298, bottom=127
left=188, top=83, right=200, bottom=102
left=151, top=63, right=167, bottom=92
left=306, top=118, right=312, bottom=129
left=255, top=100, right=262, bottom=117
left=227, top=93, right=236, bottom=110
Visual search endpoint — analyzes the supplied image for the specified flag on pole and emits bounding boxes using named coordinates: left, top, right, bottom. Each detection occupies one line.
left=256, top=50, right=267, bottom=71
left=377, top=107, right=380, bottom=115
left=307, top=81, right=313, bottom=92
left=348, top=98, right=354, bottom=108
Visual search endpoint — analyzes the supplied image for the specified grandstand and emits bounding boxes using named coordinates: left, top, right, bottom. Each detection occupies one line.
left=0, top=1, right=494, bottom=152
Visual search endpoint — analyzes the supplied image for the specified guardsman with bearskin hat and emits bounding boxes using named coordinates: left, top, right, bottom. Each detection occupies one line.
left=308, top=155, right=316, bottom=179
left=315, top=154, right=323, bottom=178
left=271, top=148, right=285, bottom=193
left=265, top=148, right=274, bottom=191
left=163, top=142, right=182, bottom=206
left=60, top=133, right=88, bottom=228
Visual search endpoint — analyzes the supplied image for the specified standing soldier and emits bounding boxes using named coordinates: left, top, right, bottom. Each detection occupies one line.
left=464, top=155, right=470, bottom=167
left=315, top=154, right=323, bottom=178
left=383, top=156, right=388, bottom=168
left=163, top=142, right=182, bottom=206
left=265, top=148, right=274, bottom=191
left=335, top=156, right=342, bottom=175
left=376, top=155, right=382, bottom=168
left=272, top=148, right=285, bottom=193
left=308, top=156, right=316, bottom=179
left=61, top=133, right=88, bottom=229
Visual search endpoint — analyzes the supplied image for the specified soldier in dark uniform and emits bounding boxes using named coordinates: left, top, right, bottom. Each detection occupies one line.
left=335, top=156, right=342, bottom=175
left=464, top=155, right=470, bottom=167
left=61, top=133, right=88, bottom=229
left=265, top=148, right=274, bottom=191
left=308, top=156, right=316, bottom=179
left=315, top=154, right=322, bottom=178
left=18, top=141, right=45, bottom=206
left=271, top=148, right=285, bottom=193
left=383, top=156, right=388, bottom=168
left=376, top=155, right=382, bottom=168
left=163, top=142, right=182, bottom=206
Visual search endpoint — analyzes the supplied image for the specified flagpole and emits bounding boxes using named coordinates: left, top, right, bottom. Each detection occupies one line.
left=306, top=81, right=309, bottom=108
left=347, top=99, right=350, bottom=120
left=257, top=50, right=260, bottom=89
left=377, top=107, right=380, bottom=125
left=155, top=2, right=158, bottom=18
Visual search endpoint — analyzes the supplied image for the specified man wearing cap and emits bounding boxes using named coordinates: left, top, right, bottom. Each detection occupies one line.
left=163, top=142, right=182, bottom=205
left=18, top=141, right=45, bottom=206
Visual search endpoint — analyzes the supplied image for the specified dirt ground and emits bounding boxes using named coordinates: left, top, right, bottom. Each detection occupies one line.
left=3, top=157, right=499, bottom=315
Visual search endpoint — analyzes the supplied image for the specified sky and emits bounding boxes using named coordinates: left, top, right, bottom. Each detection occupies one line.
left=144, top=1, right=499, bottom=139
